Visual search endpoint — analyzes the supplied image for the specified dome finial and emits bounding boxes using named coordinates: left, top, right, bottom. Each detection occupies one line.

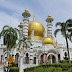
left=56, top=39, right=57, bottom=44
left=33, top=11, right=35, bottom=20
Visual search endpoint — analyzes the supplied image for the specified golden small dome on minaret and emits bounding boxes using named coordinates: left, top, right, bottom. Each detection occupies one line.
left=48, top=15, right=51, bottom=17
left=56, top=40, right=57, bottom=43
left=54, top=44, right=56, bottom=48
left=51, top=35, right=53, bottom=38
left=20, top=21, right=23, bottom=24
left=25, top=8, right=29, bottom=12
left=21, top=47, right=23, bottom=50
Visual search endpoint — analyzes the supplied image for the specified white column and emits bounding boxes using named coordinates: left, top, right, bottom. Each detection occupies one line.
left=50, top=55, right=52, bottom=64
left=36, top=58, right=38, bottom=65
left=19, top=56, right=23, bottom=72
left=56, top=55, right=58, bottom=63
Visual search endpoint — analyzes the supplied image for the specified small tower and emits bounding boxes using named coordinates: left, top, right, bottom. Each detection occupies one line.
left=45, top=15, right=53, bottom=38
left=18, top=8, right=31, bottom=38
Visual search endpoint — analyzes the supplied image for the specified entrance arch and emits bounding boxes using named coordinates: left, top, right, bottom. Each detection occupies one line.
left=25, top=53, right=29, bottom=64
left=47, top=53, right=58, bottom=64
left=48, top=55, right=56, bottom=63
left=15, top=53, right=19, bottom=64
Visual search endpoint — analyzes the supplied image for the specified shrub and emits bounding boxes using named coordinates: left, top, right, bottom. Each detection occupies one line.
left=9, top=67, right=19, bottom=72
left=68, top=68, right=72, bottom=72
left=48, top=67, right=56, bottom=72
left=55, top=67, right=62, bottom=72
left=34, top=67, right=44, bottom=72
left=48, top=67, right=62, bottom=72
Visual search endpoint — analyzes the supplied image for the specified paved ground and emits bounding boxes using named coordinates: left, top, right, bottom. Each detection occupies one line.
left=0, top=64, right=3, bottom=72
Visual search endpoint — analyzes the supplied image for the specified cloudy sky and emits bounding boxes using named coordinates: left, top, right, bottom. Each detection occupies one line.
left=0, top=0, right=72, bottom=47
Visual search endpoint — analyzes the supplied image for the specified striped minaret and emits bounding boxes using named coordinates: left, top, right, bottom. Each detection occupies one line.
left=22, top=8, right=31, bottom=38
left=45, top=15, right=53, bottom=38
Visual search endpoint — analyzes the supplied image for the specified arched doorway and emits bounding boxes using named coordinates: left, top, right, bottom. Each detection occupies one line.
left=48, top=55, right=56, bottom=64
left=34, top=57, right=36, bottom=64
left=40, top=54, right=47, bottom=64
left=15, top=53, right=19, bottom=64
left=25, top=53, right=29, bottom=64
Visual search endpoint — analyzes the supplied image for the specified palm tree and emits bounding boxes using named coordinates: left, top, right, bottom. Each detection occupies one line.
left=0, top=25, right=19, bottom=57
left=66, top=19, right=72, bottom=42
left=17, top=33, right=32, bottom=50
left=54, top=22, right=71, bottom=63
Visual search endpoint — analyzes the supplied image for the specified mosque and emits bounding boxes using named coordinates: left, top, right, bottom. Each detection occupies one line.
left=0, top=9, right=72, bottom=72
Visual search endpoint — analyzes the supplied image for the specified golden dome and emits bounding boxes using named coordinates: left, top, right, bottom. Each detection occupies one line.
left=28, top=20, right=45, bottom=40
left=21, top=47, right=23, bottom=50
left=28, top=12, right=45, bottom=40
left=25, top=8, right=29, bottom=12
left=54, top=44, right=56, bottom=48
left=42, top=37, right=53, bottom=45
left=20, top=21, right=23, bottom=24
left=48, top=15, right=51, bottom=17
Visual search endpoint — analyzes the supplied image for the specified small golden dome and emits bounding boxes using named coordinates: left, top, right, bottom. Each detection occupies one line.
left=48, top=15, right=51, bottom=17
left=42, top=37, right=53, bottom=45
left=56, top=40, right=57, bottom=43
left=25, top=8, right=29, bottom=12
left=51, top=35, right=53, bottom=38
left=20, top=21, right=23, bottom=24
left=54, top=44, right=56, bottom=48
left=21, top=47, right=23, bottom=50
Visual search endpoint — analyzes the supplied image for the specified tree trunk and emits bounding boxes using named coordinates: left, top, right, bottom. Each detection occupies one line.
left=65, top=36, right=71, bottom=63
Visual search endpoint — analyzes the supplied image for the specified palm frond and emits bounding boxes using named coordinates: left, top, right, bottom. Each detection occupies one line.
left=54, top=29, right=61, bottom=37
left=56, top=22, right=62, bottom=27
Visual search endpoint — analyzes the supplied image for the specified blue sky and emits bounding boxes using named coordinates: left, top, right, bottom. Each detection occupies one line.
left=0, top=0, right=72, bottom=47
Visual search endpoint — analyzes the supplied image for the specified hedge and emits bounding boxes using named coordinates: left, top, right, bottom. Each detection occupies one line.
left=5, top=67, right=19, bottom=72
left=59, top=60, right=72, bottom=63
left=24, top=63, right=72, bottom=72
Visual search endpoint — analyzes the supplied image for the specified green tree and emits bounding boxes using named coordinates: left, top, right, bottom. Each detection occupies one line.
left=66, top=19, right=72, bottom=42
left=0, top=25, right=19, bottom=57
left=54, top=22, right=70, bottom=63
left=17, top=32, right=32, bottom=50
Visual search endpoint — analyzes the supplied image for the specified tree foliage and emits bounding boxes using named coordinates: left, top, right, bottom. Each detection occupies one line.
left=0, top=25, right=19, bottom=50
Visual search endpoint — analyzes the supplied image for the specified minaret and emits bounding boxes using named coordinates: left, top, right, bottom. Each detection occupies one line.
left=45, top=15, right=53, bottom=38
left=18, top=8, right=31, bottom=38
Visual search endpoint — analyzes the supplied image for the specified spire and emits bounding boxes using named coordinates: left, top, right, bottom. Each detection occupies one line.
left=33, top=11, right=35, bottom=20
left=47, top=31, right=48, bottom=37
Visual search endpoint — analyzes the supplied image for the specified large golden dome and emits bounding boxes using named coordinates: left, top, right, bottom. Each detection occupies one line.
left=28, top=12, right=45, bottom=40
left=42, top=37, right=53, bottom=45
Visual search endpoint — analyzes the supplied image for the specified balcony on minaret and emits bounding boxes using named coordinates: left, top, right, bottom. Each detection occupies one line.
left=22, top=8, right=31, bottom=18
left=45, top=15, right=53, bottom=23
